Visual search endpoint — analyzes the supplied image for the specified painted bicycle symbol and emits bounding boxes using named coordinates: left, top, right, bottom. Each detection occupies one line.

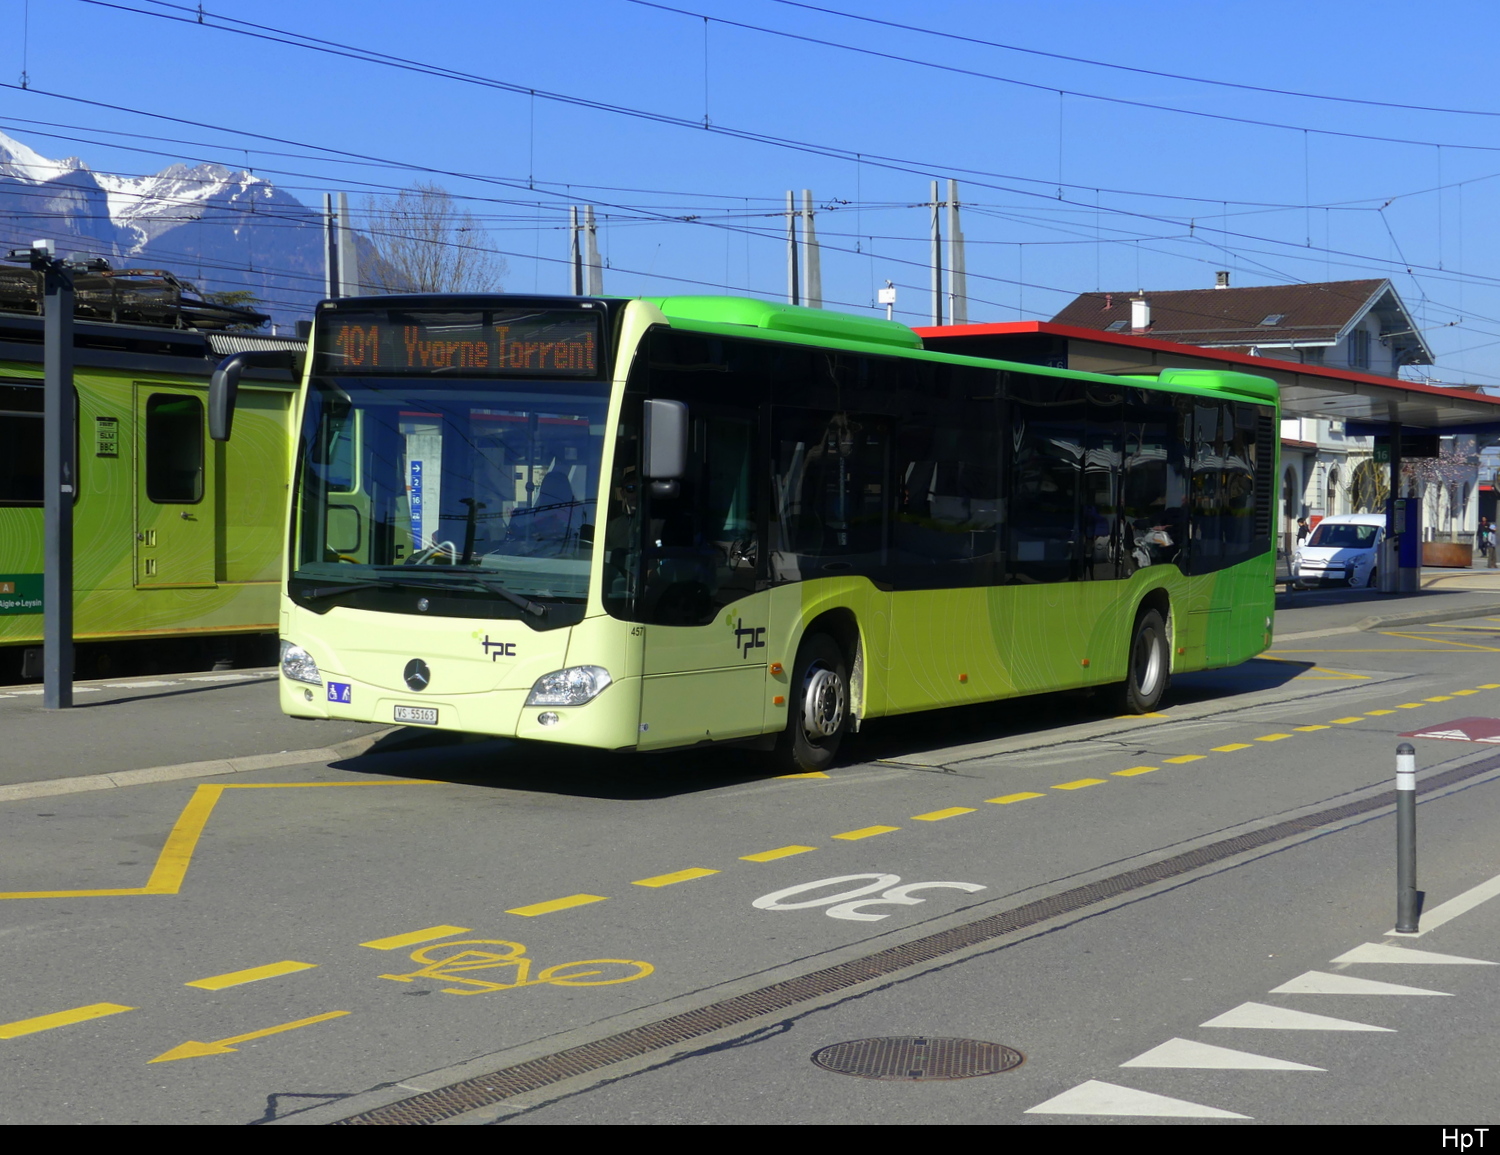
left=380, top=939, right=654, bottom=996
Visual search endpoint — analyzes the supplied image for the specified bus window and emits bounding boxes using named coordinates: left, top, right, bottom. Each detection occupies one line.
left=1121, top=387, right=1189, bottom=574
left=1007, top=373, right=1083, bottom=584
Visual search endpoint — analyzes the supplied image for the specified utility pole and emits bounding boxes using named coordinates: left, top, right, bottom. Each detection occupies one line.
left=930, top=180, right=943, bottom=326
left=786, top=190, right=800, bottom=306
left=569, top=206, right=583, bottom=295
left=5, top=241, right=107, bottom=708
left=801, top=189, right=822, bottom=309
left=336, top=192, right=360, bottom=296
left=947, top=178, right=968, bottom=326
left=584, top=206, right=603, bottom=295
left=323, top=193, right=341, bottom=299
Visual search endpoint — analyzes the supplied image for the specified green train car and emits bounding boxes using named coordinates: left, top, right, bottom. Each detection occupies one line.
left=0, top=274, right=303, bottom=679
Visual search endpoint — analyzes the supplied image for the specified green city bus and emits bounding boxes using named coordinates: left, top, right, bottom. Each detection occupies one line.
left=214, top=294, right=1277, bottom=771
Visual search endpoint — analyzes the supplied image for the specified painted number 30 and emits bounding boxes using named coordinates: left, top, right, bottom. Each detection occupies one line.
left=752, top=874, right=986, bottom=922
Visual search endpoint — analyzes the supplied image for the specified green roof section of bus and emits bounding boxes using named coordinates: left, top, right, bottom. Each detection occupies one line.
left=643, top=295, right=924, bottom=351
left=1150, top=368, right=1278, bottom=404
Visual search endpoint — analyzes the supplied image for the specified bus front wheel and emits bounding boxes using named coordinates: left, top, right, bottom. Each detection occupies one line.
left=1117, top=608, right=1169, bottom=714
left=774, top=633, right=849, bottom=773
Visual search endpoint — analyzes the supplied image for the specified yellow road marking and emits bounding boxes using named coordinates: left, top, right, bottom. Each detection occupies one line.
left=1113, top=766, right=1157, bottom=777
left=1331, top=717, right=1366, bottom=724
left=1481, top=684, right=1500, bottom=689
left=987, top=792, right=1044, bottom=804
left=1213, top=743, right=1252, bottom=752
left=1397, top=703, right=1425, bottom=708
left=740, top=845, right=817, bottom=863
left=1052, top=778, right=1105, bottom=790
left=776, top=771, right=830, bottom=779
left=1365, top=709, right=1395, bottom=715
left=0, top=782, right=430, bottom=902
left=912, top=807, right=976, bottom=821
left=0, top=1003, right=133, bottom=1040
left=361, top=925, right=473, bottom=951
left=833, top=825, right=900, bottom=841
left=1115, top=712, right=1171, bottom=719
left=1295, top=725, right=1330, bottom=732
left=633, top=868, right=719, bottom=888
left=1164, top=755, right=1205, bottom=764
left=149, top=1010, right=349, bottom=1064
left=186, top=961, right=315, bottom=991
left=1451, top=690, right=1479, bottom=696
left=1383, top=630, right=1500, bottom=653
left=506, top=894, right=608, bottom=917
left=1256, top=733, right=1293, bottom=742
left=1425, top=696, right=1454, bottom=702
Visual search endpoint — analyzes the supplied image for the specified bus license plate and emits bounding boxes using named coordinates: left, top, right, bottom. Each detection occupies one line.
left=394, top=705, right=438, bottom=725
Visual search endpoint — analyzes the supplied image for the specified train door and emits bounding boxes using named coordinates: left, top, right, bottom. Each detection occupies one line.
left=134, top=385, right=215, bottom=587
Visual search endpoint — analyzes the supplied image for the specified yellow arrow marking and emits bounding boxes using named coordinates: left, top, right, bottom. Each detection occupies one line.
left=149, top=1010, right=349, bottom=1063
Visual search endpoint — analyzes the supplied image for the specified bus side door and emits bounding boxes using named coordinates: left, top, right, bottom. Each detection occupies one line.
left=636, top=412, right=767, bottom=748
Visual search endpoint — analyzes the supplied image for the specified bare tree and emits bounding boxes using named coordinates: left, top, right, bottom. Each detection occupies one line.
left=362, top=182, right=506, bottom=293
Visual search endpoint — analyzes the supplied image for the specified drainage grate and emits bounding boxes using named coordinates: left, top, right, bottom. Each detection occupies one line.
left=811, top=1036, right=1023, bottom=1080
left=332, top=750, right=1500, bottom=1125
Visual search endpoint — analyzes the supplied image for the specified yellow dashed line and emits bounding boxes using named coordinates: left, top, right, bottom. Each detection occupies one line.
left=185, top=961, right=315, bottom=991
left=360, top=925, right=472, bottom=951
left=1451, top=690, right=1479, bottom=697
left=1331, top=717, right=1366, bottom=724
left=833, top=825, right=900, bottom=841
left=1295, top=725, right=1330, bottom=732
left=633, top=868, right=719, bottom=888
left=988, top=792, right=1044, bottom=805
left=1256, top=733, right=1293, bottom=742
left=740, top=845, right=816, bottom=863
left=1480, top=684, right=1500, bottom=690
left=1426, top=696, right=1455, bottom=702
left=1365, top=709, right=1395, bottom=715
left=912, top=807, right=976, bottom=821
left=506, top=894, right=608, bottom=917
left=1113, top=766, right=1157, bottom=777
left=1397, top=703, right=1425, bottom=708
left=1164, top=754, right=1205, bottom=764
left=0, top=1003, right=134, bottom=1040
left=1213, top=743, right=1252, bottom=752
left=1053, top=778, right=1105, bottom=790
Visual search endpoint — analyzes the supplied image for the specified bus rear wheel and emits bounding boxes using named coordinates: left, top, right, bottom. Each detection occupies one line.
left=1116, top=608, right=1169, bottom=714
left=774, top=633, right=849, bottom=774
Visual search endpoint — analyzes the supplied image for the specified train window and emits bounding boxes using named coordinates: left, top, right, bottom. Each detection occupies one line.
left=145, top=392, right=204, bottom=504
left=0, top=381, right=43, bottom=506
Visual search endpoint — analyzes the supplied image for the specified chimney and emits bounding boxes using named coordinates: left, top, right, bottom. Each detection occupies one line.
left=1130, top=294, right=1151, bottom=331
left=1215, top=270, right=1230, bottom=289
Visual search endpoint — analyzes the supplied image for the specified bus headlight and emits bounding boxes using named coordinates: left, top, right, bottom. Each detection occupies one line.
left=279, top=640, right=323, bottom=686
left=525, top=666, right=612, bottom=706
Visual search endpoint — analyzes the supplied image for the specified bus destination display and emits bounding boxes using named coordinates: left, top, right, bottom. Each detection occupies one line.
left=320, top=309, right=600, bottom=377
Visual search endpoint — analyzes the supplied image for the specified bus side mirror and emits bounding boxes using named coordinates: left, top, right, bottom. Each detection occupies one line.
left=209, top=350, right=301, bottom=441
left=643, top=398, right=687, bottom=498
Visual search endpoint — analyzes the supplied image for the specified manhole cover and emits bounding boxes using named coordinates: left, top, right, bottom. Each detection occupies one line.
left=811, top=1036, right=1024, bottom=1081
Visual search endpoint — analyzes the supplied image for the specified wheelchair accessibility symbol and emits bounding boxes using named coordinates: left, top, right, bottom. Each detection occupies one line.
left=379, top=939, right=654, bottom=996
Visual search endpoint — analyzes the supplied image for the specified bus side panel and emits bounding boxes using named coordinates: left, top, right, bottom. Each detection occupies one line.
left=218, top=387, right=292, bottom=584
left=768, top=578, right=891, bottom=724
left=884, top=586, right=1012, bottom=713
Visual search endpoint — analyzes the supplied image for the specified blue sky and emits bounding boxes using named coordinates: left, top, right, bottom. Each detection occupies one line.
left=7, top=0, right=1500, bottom=385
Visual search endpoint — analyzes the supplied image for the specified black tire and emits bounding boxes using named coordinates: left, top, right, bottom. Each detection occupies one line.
left=772, top=633, right=849, bottom=774
left=1116, top=608, right=1169, bottom=714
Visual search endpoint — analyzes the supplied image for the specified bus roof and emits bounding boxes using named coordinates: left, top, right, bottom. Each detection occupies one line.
left=644, top=295, right=1278, bottom=407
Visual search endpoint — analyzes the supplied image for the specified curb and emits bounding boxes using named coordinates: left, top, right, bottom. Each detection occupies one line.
left=0, top=728, right=401, bottom=804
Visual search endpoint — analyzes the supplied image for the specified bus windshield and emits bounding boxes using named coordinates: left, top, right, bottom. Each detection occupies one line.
left=291, top=374, right=608, bottom=613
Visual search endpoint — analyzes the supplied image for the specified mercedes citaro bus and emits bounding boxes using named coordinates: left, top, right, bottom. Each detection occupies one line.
left=210, top=294, right=1278, bottom=771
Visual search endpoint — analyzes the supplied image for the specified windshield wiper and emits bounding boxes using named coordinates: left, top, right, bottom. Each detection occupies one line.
left=298, top=580, right=384, bottom=601
left=442, top=574, right=548, bottom=617
left=297, top=572, right=547, bottom=618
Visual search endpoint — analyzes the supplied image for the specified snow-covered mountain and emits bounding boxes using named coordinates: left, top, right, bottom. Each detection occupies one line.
left=0, top=131, right=330, bottom=330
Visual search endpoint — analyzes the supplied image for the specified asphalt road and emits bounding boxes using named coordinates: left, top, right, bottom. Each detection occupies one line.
left=3, top=613, right=1500, bottom=1125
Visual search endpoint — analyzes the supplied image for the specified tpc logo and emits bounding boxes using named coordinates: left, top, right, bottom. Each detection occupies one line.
left=734, top=619, right=766, bottom=658
left=481, top=635, right=517, bottom=660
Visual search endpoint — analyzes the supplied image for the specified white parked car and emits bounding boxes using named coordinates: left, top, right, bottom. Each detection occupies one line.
left=1293, top=513, right=1385, bottom=588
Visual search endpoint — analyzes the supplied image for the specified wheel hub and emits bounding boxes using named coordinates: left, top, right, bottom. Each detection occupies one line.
left=801, top=665, right=846, bottom=740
